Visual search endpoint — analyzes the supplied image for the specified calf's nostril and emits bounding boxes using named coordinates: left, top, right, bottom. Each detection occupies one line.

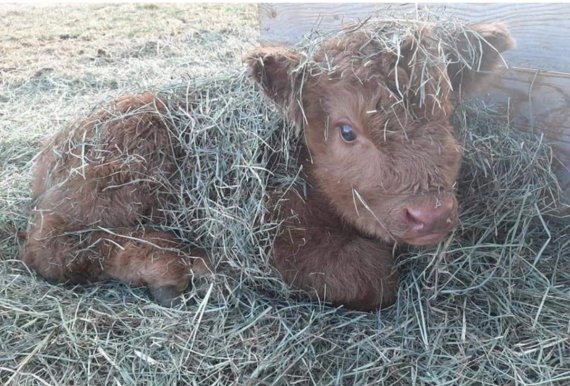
left=404, top=207, right=426, bottom=230
left=403, top=200, right=456, bottom=232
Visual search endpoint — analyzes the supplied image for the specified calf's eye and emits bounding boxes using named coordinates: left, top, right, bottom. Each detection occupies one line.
left=339, top=123, right=357, bottom=142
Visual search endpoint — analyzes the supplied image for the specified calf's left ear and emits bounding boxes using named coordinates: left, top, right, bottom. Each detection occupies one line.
left=447, top=22, right=516, bottom=97
left=245, top=45, right=301, bottom=110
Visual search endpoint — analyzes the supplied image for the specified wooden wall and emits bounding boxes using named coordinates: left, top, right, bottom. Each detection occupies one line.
left=259, top=4, right=570, bottom=207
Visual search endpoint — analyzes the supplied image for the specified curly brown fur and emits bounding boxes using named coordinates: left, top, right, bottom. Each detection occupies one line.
left=22, top=93, right=210, bottom=306
left=22, top=22, right=514, bottom=310
left=248, top=22, right=514, bottom=310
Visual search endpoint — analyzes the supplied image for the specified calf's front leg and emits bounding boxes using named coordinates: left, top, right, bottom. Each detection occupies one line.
left=272, top=225, right=398, bottom=311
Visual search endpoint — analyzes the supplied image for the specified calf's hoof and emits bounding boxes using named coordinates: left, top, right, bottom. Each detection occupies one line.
left=149, top=285, right=186, bottom=307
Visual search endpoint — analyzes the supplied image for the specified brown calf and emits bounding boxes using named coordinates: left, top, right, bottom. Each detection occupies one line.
left=21, top=22, right=514, bottom=310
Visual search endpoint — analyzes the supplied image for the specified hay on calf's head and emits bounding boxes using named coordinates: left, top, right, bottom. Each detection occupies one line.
left=249, top=17, right=515, bottom=130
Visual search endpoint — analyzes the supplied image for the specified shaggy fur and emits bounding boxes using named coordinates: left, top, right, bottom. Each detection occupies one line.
left=21, top=22, right=514, bottom=310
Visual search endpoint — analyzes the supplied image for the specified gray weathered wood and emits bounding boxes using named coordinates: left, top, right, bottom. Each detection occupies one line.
left=260, top=3, right=570, bottom=72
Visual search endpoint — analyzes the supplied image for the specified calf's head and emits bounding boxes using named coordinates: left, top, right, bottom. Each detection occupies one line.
left=248, top=22, right=514, bottom=246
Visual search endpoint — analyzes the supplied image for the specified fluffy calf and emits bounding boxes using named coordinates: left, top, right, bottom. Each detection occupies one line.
left=21, top=22, right=514, bottom=310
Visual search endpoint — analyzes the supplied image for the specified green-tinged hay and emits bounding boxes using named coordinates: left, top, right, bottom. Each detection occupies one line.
left=153, top=71, right=302, bottom=300
left=2, top=97, right=568, bottom=384
left=2, top=10, right=569, bottom=386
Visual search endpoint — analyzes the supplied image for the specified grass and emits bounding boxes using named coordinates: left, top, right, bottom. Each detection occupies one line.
left=1, top=4, right=569, bottom=386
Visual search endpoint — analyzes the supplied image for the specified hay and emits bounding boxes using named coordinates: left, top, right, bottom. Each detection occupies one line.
left=153, top=71, right=300, bottom=299
left=1, top=5, right=569, bottom=385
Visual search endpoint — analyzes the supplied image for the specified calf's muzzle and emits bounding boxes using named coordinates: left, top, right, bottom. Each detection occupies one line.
left=401, top=194, right=458, bottom=246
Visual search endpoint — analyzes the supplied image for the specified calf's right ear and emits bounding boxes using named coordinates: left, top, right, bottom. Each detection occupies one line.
left=245, top=45, right=301, bottom=110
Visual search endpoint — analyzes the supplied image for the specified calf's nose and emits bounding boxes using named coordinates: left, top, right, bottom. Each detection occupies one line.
left=403, top=195, right=457, bottom=234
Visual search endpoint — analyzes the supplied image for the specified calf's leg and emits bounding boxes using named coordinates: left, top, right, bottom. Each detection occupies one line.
left=22, top=211, right=210, bottom=306
left=273, top=226, right=398, bottom=311
left=21, top=92, right=213, bottom=305
left=100, top=229, right=210, bottom=306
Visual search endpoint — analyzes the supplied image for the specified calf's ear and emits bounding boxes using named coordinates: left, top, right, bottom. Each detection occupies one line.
left=447, top=23, right=516, bottom=97
left=245, top=45, right=301, bottom=110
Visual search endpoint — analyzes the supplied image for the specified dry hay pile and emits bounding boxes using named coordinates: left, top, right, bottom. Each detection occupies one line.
left=152, top=72, right=298, bottom=298
left=2, top=15, right=569, bottom=386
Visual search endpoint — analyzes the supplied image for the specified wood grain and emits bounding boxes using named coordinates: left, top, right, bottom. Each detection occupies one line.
left=260, top=3, right=570, bottom=72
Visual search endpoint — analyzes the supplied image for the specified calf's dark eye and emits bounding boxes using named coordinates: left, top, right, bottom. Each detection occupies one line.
left=339, top=124, right=357, bottom=142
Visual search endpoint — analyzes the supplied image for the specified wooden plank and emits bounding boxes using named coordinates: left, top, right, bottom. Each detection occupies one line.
left=259, top=3, right=570, bottom=206
left=479, top=68, right=570, bottom=204
left=260, top=3, right=570, bottom=72
left=483, top=69, right=570, bottom=149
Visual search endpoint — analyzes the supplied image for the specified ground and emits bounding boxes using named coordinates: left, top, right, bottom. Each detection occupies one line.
left=1, top=4, right=569, bottom=386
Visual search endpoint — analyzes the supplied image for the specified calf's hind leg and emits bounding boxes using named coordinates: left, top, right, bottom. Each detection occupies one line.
left=100, top=229, right=211, bottom=306
left=21, top=91, right=212, bottom=305
left=22, top=215, right=210, bottom=306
